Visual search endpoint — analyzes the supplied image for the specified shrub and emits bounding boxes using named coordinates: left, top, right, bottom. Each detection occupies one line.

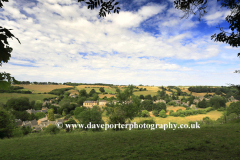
left=44, top=124, right=60, bottom=134
left=176, top=109, right=182, bottom=112
left=169, top=110, right=174, bottom=115
left=198, top=110, right=207, bottom=114
left=12, top=127, right=23, bottom=138
left=141, top=110, right=150, bottom=117
left=159, top=110, right=167, bottom=118
left=217, top=107, right=225, bottom=111
left=179, top=114, right=185, bottom=117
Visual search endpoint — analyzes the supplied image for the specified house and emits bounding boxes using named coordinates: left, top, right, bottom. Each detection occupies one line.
left=26, top=108, right=48, bottom=114
left=70, top=94, right=78, bottom=98
left=83, top=101, right=98, bottom=108
left=26, top=109, right=42, bottom=114
left=15, top=119, right=22, bottom=126
left=51, top=104, right=60, bottom=107
left=30, top=119, right=38, bottom=128
left=198, top=96, right=204, bottom=101
left=193, top=99, right=200, bottom=104
left=110, top=100, right=118, bottom=105
left=182, top=102, right=189, bottom=107
left=190, top=104, right=196, bottom=109
left=22, top=121, right=32, bottom=127
left=172, top=100, right=181, bottom=104
left=42, top=101, right=50, bottom=106
left=38, top=116, right=48, bottom=125
left=140, top=99, right=144, bottom=103
left=154, top=99, right=166, bottom=104
left=99, top=100, right=107, bottom=106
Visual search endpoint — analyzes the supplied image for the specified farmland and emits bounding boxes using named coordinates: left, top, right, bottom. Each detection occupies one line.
left=12, top=85, right=73, bottom=93
left=0, top=93, right=57, bottom=104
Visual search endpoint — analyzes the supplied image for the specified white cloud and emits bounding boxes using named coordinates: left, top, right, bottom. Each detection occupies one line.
left=0, top=0, right=238, bottom=86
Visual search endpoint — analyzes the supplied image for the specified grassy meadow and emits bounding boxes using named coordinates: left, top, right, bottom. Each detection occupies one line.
left=0, top=123, right=239, bottom=159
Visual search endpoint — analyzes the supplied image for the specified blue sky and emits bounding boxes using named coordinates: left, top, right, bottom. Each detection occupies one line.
left=0, top=0, right=239, bottom=86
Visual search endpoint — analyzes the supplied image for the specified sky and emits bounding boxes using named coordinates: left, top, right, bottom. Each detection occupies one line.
left=0, top=0, right=239, bottom=86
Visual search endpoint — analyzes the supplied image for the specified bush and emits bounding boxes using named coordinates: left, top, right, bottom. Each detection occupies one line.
left=12, top=127, right=23, bottom=138
left=44, top=124, right=60, bottom=134
left=169, top=110, right=174, bottom=115
left=217, top=107, right=225, bottom=111
left=152, top=110, right=159, bottom=117
left=141, top=110, right=150, bottom=117
left=179, top=114, right=185, bottom=117
left=159, top=110, right=167, bottom=118
left=137, top=119, right=156, bottom=129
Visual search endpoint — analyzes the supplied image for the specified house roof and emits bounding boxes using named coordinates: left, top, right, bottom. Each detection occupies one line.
left=84, top=101, right=97, bottom=103
left=31, top=119, right=38, bottom=126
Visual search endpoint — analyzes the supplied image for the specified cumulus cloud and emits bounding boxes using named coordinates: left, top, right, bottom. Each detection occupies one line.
left=0, top=0, right=238, bottom=86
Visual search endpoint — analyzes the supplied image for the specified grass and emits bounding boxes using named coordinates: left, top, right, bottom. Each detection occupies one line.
left=0, top=123, right=239, bottom=159
left=0, top=93, right=58, bottom=104
left=12, top=85, right=73, bottom=93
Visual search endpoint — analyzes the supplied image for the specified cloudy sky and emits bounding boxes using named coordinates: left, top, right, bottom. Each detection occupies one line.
left=1, top=0, right=239, bottom=86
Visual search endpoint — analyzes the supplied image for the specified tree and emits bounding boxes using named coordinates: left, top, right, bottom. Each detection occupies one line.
left=198, top=99, right=207, bottom=108
left=104, top=86, right=141, bottom=130
left=139, top=95, right=144, bottom=99
left=92, top=93, right=99, bottom=101
left=48, top=109, right=55, bottom=121
left=0, top=108, right=15, bottom=139
left=152, top=102, right=166, bottom=112
left=227, top=101, right=240, bottom=117
left=74, top=107, right=86, bottom=116
left=76, top=106, right=105, bottom=131
left=99, top=87, right=105, bottom=93
left=34, top=100, right=43, bottom=110
left=79, top=89, right=88, bottom=97
left=141, top=100, right=153, bottom=111
left=89, top=89, right=96, bottom=97
left=141, top=110, right=150, bottom=117
left=159, top=110, right=167, bottom=118
left=6, top=97, right=31, bottom=111
left=62, top=110, right=66, bottom=117
left=145, top=94, right=152, bottom=100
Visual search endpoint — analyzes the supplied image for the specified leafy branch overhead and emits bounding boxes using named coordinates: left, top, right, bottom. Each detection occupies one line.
left=0, top=26, right=21, bottom=66
left=78, top=0, right=121, bottom=17
left=174, top=0, right=240, bottom=63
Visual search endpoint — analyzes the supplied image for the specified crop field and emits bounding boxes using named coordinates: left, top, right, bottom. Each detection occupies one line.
left=12, top=85, right=73, bottom=93
left=99, top=94, right=116, bottom=98
left=101, top=109, right=223, bottom=125
left=184, top=110, right=223, bottom=121
left=0, top=93, right=58, bottom=104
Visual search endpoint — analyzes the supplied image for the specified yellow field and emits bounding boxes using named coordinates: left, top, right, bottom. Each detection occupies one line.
left=185, top=110, right=223, bottom=121
left=12, top=85, right=73, bottom=93
left=99, top=94, right=116, bottom=98
left=100, top=108, right=223, bottom=125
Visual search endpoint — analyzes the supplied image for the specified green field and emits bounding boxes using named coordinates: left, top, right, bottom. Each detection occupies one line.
left=0, top=123, right=239, bottom=159
left=0, top=93, right=58, bottom=104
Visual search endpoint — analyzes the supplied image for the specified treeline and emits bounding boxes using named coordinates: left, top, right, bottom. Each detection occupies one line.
left=13, top=81, right=62, bottom=85
left=0, top=86, right=32, bottom=94
left=48, top=87, right=74, bottom=96
left=63, top=82, right=115, bottom=87
left=188, top=86, right=236, bottom=94
left=188, top=86, right=240, bottom=100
